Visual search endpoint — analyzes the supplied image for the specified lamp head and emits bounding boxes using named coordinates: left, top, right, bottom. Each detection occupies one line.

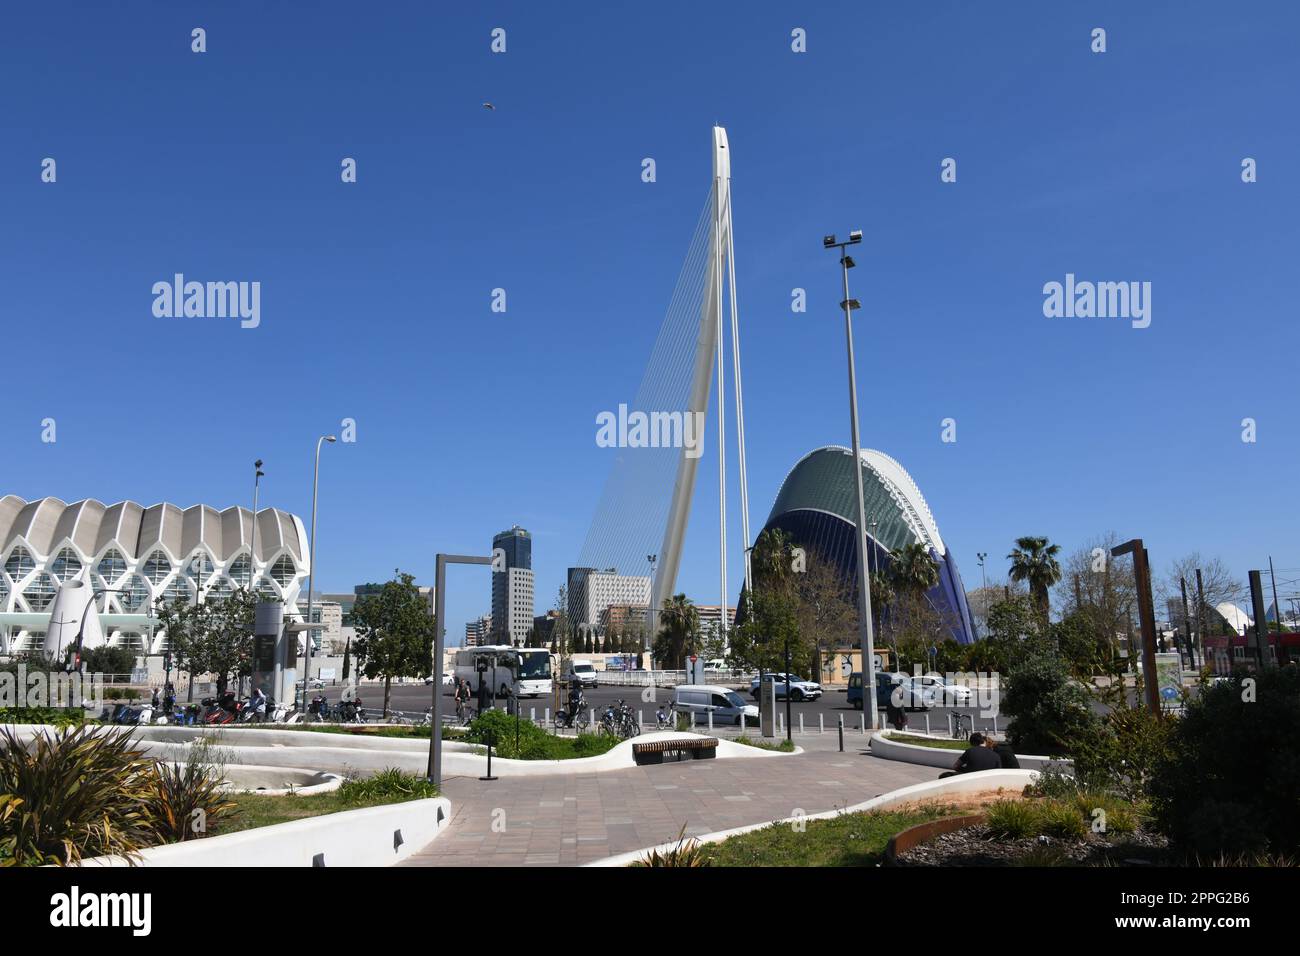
left=325, top=436, right=337, bottom=443
left=848, top=229, right=863, bottom=244
left=823, top=234, right=836, bottom=248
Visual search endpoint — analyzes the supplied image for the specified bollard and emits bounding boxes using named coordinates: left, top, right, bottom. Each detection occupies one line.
left=479, top=730, right=498, bottom=782
left=925, top=713, right=931, bottom=735
left=860, top=714, right=865, bottom=735
left=739, top=711, right=745, bottom=732
left=590, top=708, right=595, bottom=729
left=708, top=709, right=714, bottom=731
left=690, top=712, right=696, bottom=729
left=799, top=713, right=804, bottom=735
left=778, top=712, right=784, bottom=736
left=530, top=707, right=536, bottom=724
left=837, top=715, right=844, bottom=752
left=545, top=707, right=551, bottom=732
left=992, top=715, right=998, bottom=734
left=638, top=709, right=644, bottom=732
left=819, top=713, right=824, bottom=734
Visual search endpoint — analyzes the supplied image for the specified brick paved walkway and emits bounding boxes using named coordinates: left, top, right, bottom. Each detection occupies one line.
left=402, top=747, right=936, bottom=866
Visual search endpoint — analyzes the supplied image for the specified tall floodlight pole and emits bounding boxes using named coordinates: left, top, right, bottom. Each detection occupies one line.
left=250, top=460, right=264, bottom=589
left=823, top=230, right=878, bottom=731
left=302, top=436, right=336, bottom=713
left=646, top=554, right=657, bottom=658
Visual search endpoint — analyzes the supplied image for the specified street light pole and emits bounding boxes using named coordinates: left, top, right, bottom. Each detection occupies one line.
left=824, top=231, right=878, bottom=731
left=302, top=436, right=336, bottom=714
left=646, top=554, right=657, bottom=664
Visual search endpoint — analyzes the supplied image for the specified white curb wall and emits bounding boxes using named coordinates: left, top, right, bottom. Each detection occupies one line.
left=868, top=731, right=1069, bottom=772
left=81, top=796, right=451, bottom=867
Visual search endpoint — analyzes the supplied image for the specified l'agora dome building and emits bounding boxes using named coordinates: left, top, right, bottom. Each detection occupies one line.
left=0, top=496, right=311, bottom=656
left=761, top=446, right=976, bottom=645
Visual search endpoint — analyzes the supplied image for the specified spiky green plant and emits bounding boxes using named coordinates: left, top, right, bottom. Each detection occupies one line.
left=630, top=825, right=712, bottom=867
left=0, top=726, right=157, bottom=866
left=148, top=754, right=236, bottom=843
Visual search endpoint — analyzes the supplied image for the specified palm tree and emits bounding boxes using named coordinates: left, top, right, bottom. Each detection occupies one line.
left=655, top=593, right=700, bottom=669
left=888, top=542, right=941, bottom=599
left=1008, top=535, right=1062, bottom=619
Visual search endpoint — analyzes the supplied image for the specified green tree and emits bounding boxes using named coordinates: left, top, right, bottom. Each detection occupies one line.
left=157, top=589, right=255, bottom=695
left=351, top=571, right=436, bottom=717
left=1001, top=643, right=1099, bottom=756
left=1007, top=535, right=1063, bottom=620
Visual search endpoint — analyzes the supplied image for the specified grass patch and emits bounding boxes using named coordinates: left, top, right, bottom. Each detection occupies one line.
left=729, top=736, right=795, bottom=752
left=885, top=734, right=967, bottom=750
left=217, top=769, right=438, bottom=835
left=699, top=805, right=959, bottom=867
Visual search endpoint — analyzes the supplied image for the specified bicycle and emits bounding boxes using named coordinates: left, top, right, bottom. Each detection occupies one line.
left=950, top=712, right=972, bottom=739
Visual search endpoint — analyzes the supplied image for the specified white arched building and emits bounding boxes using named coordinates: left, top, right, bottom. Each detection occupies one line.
left=0, top=496, right=310, bottom=656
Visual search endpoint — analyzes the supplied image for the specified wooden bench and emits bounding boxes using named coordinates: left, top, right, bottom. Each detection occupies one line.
left=632, top=737, right=719, bottom=765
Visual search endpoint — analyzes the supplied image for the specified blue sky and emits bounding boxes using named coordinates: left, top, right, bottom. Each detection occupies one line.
left=3, top=1, right=1298, bottom=642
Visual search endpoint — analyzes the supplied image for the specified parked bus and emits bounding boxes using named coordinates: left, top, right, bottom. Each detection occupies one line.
left=453, top=645, right=553, bottom=698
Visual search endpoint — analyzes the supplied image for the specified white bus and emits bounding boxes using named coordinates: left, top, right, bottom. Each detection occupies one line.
left=453, top=645, right=553, bottom=698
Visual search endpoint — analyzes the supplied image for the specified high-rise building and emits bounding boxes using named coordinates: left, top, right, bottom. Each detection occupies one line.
left=493, top=525, right=531, bottom=571
left=491, top=526, right=534, bottom=646
left=567, top=567, right=651, bottom=637
left=465, top=613, right=492, bottom=647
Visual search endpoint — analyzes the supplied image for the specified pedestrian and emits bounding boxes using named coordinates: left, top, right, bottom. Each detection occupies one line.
left=984, top=734, right=1020, bottom=769
left=939, top=732, right=1001, bottom=778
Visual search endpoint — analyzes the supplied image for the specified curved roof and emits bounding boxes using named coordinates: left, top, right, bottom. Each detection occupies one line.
left=766, top=446, right=947, bottom=556
left=0, top=495, right=306, bottom=564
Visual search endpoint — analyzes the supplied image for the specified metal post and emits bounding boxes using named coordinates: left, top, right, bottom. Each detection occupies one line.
left=1180, top=577, right=1194, bottom=669
left=837, top=715, right=844, bottom=752
left=428, top=552, right=493, bottom=785
left=799, top=713, right=804, bottom=735
left=1196, top=569, right=1208, bottom=672
left=832, top=237, right=879, bottom=731
left=925, top=713, right=930, bottom=735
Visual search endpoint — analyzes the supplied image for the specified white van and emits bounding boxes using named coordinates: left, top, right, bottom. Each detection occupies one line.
left=672, top=684, right=759, bottom=726
left=567, top=660, right=599, bottom=688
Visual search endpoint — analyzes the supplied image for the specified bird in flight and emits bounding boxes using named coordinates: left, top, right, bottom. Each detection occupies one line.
left=482, top=102, right=495, bottom=110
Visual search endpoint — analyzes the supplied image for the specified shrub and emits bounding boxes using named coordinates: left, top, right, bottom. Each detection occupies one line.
left=1001, top=649, right=1099, bottom=755
left=149, top=756, right=236, bottom=842
left=0, top=726, right=157, bottom=866
left=1071, top=706, right=1175, bottom=802
left=80, top=646, right=138, bottom=679
left=1148, top=667, right=1300, bottom=859
left=337, top=768, right=438, bottom=804
left=985, top=799, right=1040, bottom=839
left=0, top=707, right=84, bottom=728
left=1039, top=799, right=1088, bottom=840
left=1072, top=794, right=1140, bottom=837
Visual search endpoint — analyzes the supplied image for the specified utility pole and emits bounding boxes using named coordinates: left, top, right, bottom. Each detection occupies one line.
left=1180, top=576, right=1194, bottom=669
left=1112, top=539, right=1160, bottom=714
left=1195, top=569, right=1208, bottom=672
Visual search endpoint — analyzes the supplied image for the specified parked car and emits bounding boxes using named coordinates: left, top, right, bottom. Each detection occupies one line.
left=567, top=661, right=599, bottom=688
left=847, top=672, right=932, bottom=711
left=749, top=672, right=823, bottom=702
left=911, top=674, right=973, bottom=704
left=425, top=673, right=455, bottom=686
left=673, top=684, right=759, bottom=725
